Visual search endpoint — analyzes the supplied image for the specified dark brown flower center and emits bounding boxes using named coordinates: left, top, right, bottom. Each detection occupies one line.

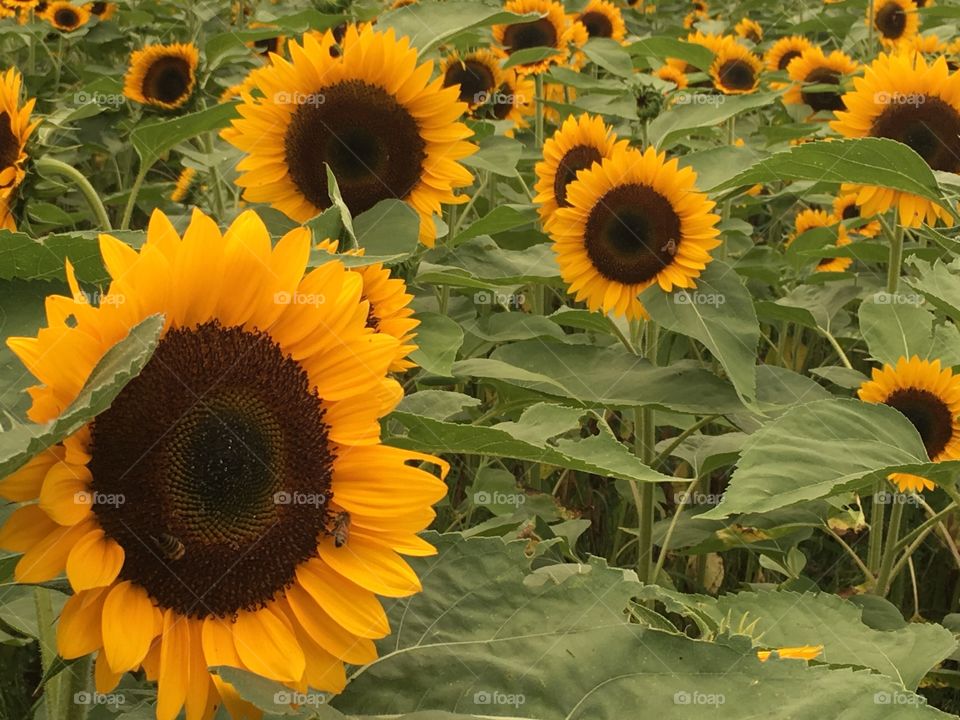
left=443, top=59, right=497, bottom=106
left=502, top=18, right=558, bottom=54
left=801, top=67, right=844, bottom=112
left=90, top=322, right=335, bottom=619
left=778, top=49, right=802, bottom=71
left=579, top=11, right=613, bottom=38
left=871, top=97, right=960, bottom=173
left=885, top=388, right=954, bottom=459
left=254, top=36, right=281, bottom=55
left=0, top=112, right=18, bottom=174
left=490, top=82, right=516, bottom=119
left=89, top=2, right=108, bottom=15
left=584, top=183, right=682, bottom=284
left=142, top=55, right=193, bottom=105
left=717, top=59, right=757, bottom=91
left=284, top=79, right=427, bottom=216
left=876, top=1, right=907, bottom=39
left=53, top=7, right=79, bottom=27
left=841, top=202, right=859, bottom=220
left=554, top=145, right=602, bottom=207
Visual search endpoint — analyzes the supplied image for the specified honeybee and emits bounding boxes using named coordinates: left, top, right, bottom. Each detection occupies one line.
left=330, top=511, right=351, bottom=548
left=661, top=238, right=678, bottom=257
left=152, top=533, right=185, bottom=561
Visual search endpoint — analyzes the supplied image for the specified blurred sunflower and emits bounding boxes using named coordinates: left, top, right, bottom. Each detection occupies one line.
left=123, top=43, right=199, bottom=110
left=223, top=25, right=475, bottom=248
left=573, top=0, right=626, bottom=42
left=789, top=209, right=852, bottom=273
left=683, top=10, right=706, bottom=29
left=734, top=18, right=762, bottom=44
left=832, top=193, right=881, bottom=238
left=534, top=113, right=627, bottom=230
left=247, top=22, right=285, bottom=57
left=442, top=49, right=504, bottom=111
left=870, top=0, right=919, bottom=47
left=0, top=68, right=38, bottom=202
left=43, top=0, right=87, bottom=29
left=831, top=52, right=960, bottom=227
left=858, top=356, right=960, bottom=493
left=549, top=146, right=721, bottom=320
left=487, top=69, right=535, bottom=134
left=656, top=64, right=688, bottom=90
left=170, top=166, right=196, bottom=203
left=782, top=46, right=858, bottom=114
left=898, top=33, right=947, bottom=56
left=492, top=0, right=571, bottom=75
left=711, top=39, right=762, bottom=94
left=764, top=35, right=812, bottom=72
left=83, top=1, right=115, bottom=19
left=0, top=208, right=448, bottom=720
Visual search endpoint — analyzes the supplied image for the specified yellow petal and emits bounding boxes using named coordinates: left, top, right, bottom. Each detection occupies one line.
left=66, top=528, right=124, bottom=591
left=232, top=605, right=305, bottom=683
left=57, top=588, right=107, bottom=659
left=157, top=611, right=190, bottom=720
left=102, top=581, right=157, bottom=672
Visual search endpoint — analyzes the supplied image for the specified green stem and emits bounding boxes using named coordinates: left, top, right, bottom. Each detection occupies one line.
left=823, top=524, right=875, bottom=584
left=873, top=494, right=905, bottom=595
left=818, top=327, right=853, bottom=370
left=34, top=588, right=64, bottom=720
left=635, top=320, right=660, bottom=585
left=652, top=477, right=698, bottom=582
left=894, top=500, right=957, bottom=554
left=202, top=132, right=226, bottom=220
left=62, top=657, right=92, bottom=720
left=35, top=158, right=112, bottom=230
left=649, top=415, right=720, bottom=470
left=867, top=0, right=876, bottom=56
left=119, top=165, right=148, bottom=231
left=886, top=221, right=905, bottom=294
left=534, top=74, right=545, bottom=148
left=450, top=172, right=488, bottom=239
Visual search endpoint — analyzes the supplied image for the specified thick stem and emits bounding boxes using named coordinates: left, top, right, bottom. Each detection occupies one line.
left=885, top=221, right=905, bottom=294
left=873, top=495, right=905, bottom=595
left=119, top=166, right=148, bottom=231
left=35, top=158, right=112, bottom=230
left=534, top=74, right=545, bottom=148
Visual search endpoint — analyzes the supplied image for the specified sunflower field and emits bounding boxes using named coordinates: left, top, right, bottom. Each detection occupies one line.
left=5, top=0, right=960, bottom=718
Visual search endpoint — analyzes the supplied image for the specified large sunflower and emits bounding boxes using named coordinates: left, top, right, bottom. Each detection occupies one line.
left=573, top=0, right=626, bottom=43
left=534, top=113, right=627, bottom=230
left=711, top=38, right=763, bottom=94
left=764, top=35, right=812, bottom=72
left=870, top=0, right=919, bottom=47
left=43, top=0, right=88, bottom=29
left=858, top=356, right=960, bottom=492
left=831, top=52, right=960, bottom=228
left=782, top=46, right=858, bottom=114
left=223, top=25, right=475, bottom=248
left=492, top=0, right=571, bottom=75
left=549, top=146, right=721, bottom=320
left=123, top=43, right=199, bottom=110
left=0, top=68, right=38, bottom=202
left=442, top=49, right=504, bottom=111
left=0, top=208, right=448, bottom=720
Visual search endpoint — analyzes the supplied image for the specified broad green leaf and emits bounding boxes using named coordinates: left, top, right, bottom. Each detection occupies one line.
left=906, top=258, right=960, bottom=322
left=395, top=390, right=480, bottom=421
left=461, top=136, right=523, bottom=177
left=640, top=261, right=760, bottom=408
left=0, top=230, right=145, bottom=284
left=462, top=312, right=566, bottom=343
left=131, top=103, right=238, bottom=167
left=713, top=138, right=944, bottom=203
left=649, top=92, right=777, bottom=150
left=408, top=312, right=464, bottom=377
left=418, top=238, right=559, bottom=289
left=0, top=280, right=60, bottom=418
left=858, top=293, right=944, bottom=366
left=377, top=3, right=537, bottom=56
left=679, top=146, right=765, bottom=194
left=582, top=38, right=634, bottom=77
left=211, top=667, right=303, bottom=715
left=501, top=46, right=557, bottom=70
left=701, top=399, right=958, bottom=519
left=627, top=37, right=715, bottom=71
left=0, top=315, right=164, bottom=479
left=453, top=205, right=537, bottom=244
left=325, top=164, right=357, bottom=245
left=353, top=199, right=420, bottom=261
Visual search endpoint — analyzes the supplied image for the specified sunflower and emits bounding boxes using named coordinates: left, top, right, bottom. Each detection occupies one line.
left=170, top=167, right=196, bottom=203
left=683, top=10, right=706, bottom=29
left=831, top=52, right=960, bottom=228
left=486, top=68, right=535, bottom=134
left=870, top=0, right=919, bottom=47
left=247, top=22, right=286, bottom=58
left=316, top=239, right=419, bottom=372
left=549, top=146, right=721, bottom=320
left=43, top=1, right=87, bottom=30
left=734, top=18, right=762, bottom=44
left=0, top=68, right=38, bottom=202
left=832, top=193, right=881, bottom=238
left=789, top=209, right=852, bottom=273
left=223, top=25, right=475, bottom=248
left=656, top=64, right=688, bottom=90
left=0, top=208, right=448, bottom=720
left=442, top=49, right=504, bottom=111
left=711, top=39, right=762, bottom=94
left=757, top=646, right=824, bottom=662
left=574, top=0, right=626, bottom=42
left=534, top=113, right=627, bottom=230
left=0, top=3, right=13, bottom=17
left=123, top=43, right=199, bottom=110
left=858, top=356, right=960, bottom=492
left=764, top=35, right=812, bottom=72
left=782, top=46, right=858, bottom=114
left=566, top=19, right=590, bottom=71
left=898, top=33, right=947, bottom=56
left=0, top=0, right=39, bottom=10
left=492, top=0, right=571, bottom=75
left=82, top=0, right=114, bottom=19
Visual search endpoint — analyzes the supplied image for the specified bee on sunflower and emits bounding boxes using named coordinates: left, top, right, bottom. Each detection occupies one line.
left=123, top=43, right=199, bottom=110
left=0, top=208, right=448, bottom=720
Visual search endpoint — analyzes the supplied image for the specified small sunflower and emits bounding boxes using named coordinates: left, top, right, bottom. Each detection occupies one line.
left=0, top=208, right=448, bottom=720
left=831, top=52, right=960, bottom=228
left=789, top=209, right=852, bottom=273
left=859, top=356, right=960, bottom=493
left=82, top=0, right=114, bottom=19
left=574, top=0, right=626, bottom=42
left=534, top=113, right=628, bottom=230
left=566, top=19, right=590, bottom=71
left=656, top=64, right=688, bottom=90
left=0, top=68, right=38, bottom=202
left=247, top=22, right=286, bottom=58
left=442, top=49, right=504, bottom=111
left=832, top=193, right=881, bottom=238
left=42, top=0, right=87, bottom=29
left=898, top=33, right=947, bottom=56
left=170, top=166, right=196, bottom=203
left=492, top=0, right=571, bottom=75
left=764, top=35, right=812, bottom=72
left=711, top=39, right=763, bottom=94
left=223, top=25, right=476, bottom=248
left=782, top=46, right=858, bottom=114
left=870, top=0, right=919, bottom=47
left=734, top=18, right=762, bottom=44
left=683, top=10, right=706, bottom=29
left=549, top=146, right=721, bottom=320
left=486, top=69, right=535, bottom=134
left=123, top=43, right=199, bottom=110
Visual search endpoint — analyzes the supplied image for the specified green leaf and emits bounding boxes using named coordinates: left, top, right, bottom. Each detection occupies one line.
left=461, top=136, right=523, bottom=177
left=391, top=402, right=675, bottom=485
left=906, top=258, right=960, bottom=322
left=324, top=164, right=356, bottom=245
left=0, top=230, right=145, bottom=284
left=353, top=199, right=420, bottom=261
left=453, top=204, right=537, bottom=244
left=408, top=312, right=464, bottom=377
left=701, top=399, right=954, bottom=519
left=641, top=261, right=760, bottom=408
left=713, top=138, right=944, bottom=203
left=649, top=92, right=778, bottom=150
left=211, top=667, right=304, bottom=715
left=395, top=390, right=480, bottom=421
left=628, top=37, right=714, bottom=71
left=501, top=46, right=557, bottom=70
left=418, top=238, right=559, bottom=289
left=0, top=315, right=164, bottom=479
left=858, top=292, right=946, bottom=366
left=582, top=38, right=634, bottom=77
left=131, top=103, right=238, bottom=168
